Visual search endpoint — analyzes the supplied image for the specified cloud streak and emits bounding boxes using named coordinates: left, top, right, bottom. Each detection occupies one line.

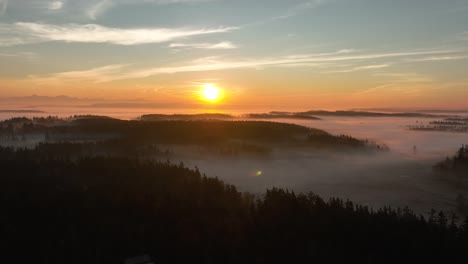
left=30, top=64, right=128, bottom=83
left=87, top=0, right=113, bottom=20
left=0, top=22, right=237, bottom=46
left=0, top=0, right=7, bottom=16
left=123, top=49, right=461, bottom=79
left=85, top=0, right=214, bottom=20
left=276, top=0, right=333, bottom=20
left=32, top=48, right=463, bottom=83
left=169, top=41, right=237, bottom=50
left=325, top=64, right=390, bottom=73
left=404, top=55, right=468, bottom=62
left=245, top=0, right=334, bottom=27
left=48, top=1, right=64, bottom=10
left=0, top=51, right=37, bottom=59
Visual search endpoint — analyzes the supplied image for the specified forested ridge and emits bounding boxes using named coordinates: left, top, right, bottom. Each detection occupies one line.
left=434, top=145, right=468, bottom=174
left=0, top=117, right=387, bottom=152
left=0, top=146, right=467, bottom=263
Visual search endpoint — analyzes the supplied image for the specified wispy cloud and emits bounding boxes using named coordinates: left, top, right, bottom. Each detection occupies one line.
left=30, top=64, right=128, bottom=83
left=325, top=64, right=390, bottom=73
left=0, top=0, right=7, bottom=16
left=373, top=72, right=434, bottom=83
left=85, top=0, right=214, bottom=20
left=354, top=83, right=428, bottom=96
left=169, top=41, right=237, bottom=50
left=246, top=0, right=334, bottom=27
left=126, top=49, right=460, bottom=78
left=0, top=0, right=216, bottom=20
left=353, top=80, right=468, bottom=96
left=275, top=0, right=333, bottom=20
left=404, top=55, right=468, bottom=62
left=0, top=22, right=237, bottom=46
left=87, top=0, right=113, bottom=20
left=0, top=51, right=37, bottom=59
left=32, top=48, right=463, bottom=83
left=48, top=1, right=64, bottom=10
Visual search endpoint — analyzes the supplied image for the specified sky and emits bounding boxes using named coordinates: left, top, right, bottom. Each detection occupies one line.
left=1, top=0, right=468, bottom=110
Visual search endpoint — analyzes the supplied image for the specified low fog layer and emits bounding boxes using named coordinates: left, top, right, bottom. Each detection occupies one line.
left=287, top=117, right=468, bottom=158
left=1, top=114, right=467, bottom=215
left=176, top=116, right=468, bottom=215
left=176, top=148, right=452, bottom=215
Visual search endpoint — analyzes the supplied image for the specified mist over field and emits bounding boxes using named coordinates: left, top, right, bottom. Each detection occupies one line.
left=1, top=111, right=467, bottom=216
left=173, top=115, right=468, bottom=215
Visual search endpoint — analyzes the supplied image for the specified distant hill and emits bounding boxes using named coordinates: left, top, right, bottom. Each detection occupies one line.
left=243, top=110, right=447, bottom=119
left=0, top=110, right=45, bottom=113
left=244, top=113, right=321, bottom=120
left=140, top=113, right=234, bottom=121
left=354, top=108, right=468, bottom=114
left=0, top=116, right=386, bottom=151
left=409, top=117, right=468, bottom=133
left=297, top=110, right=444, bottom=118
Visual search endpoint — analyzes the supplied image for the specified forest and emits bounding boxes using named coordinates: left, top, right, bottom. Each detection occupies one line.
left=408, top=118, right=468, bottom=133
left=433, top=145, right=468, bottom=174
left=433, top=145, right=468, bottom=217
left=0, top=116, right=387, bottom=152
left=0, top=145, right=467, bottom=264
left=1, top=116, right=466, bottom=263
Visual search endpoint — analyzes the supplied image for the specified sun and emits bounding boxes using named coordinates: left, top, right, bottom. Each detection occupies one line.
left=201, top=84, right=222, bottom=103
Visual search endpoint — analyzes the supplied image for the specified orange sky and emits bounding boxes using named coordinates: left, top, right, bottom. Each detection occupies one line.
left=1, top=0, right=468, bottom=110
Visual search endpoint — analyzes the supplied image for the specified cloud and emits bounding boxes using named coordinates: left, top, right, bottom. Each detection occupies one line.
left=373, top=72, right=434, bottom=83
left=124, top=49, right=460, bottom=78
left=32, top=48, right=463, bottom=83
left=30, top=64, right=128, bottom=83
left=245, top=0, right=333, bottom=27
left=0, top=0, right=7, bottom=16
left=48, top=1, right=64, bottom=10
left=169, top=41, right=237, bottom=50
left=0, top=22, right=237, bottom=46
left=276, top=0, right=333, bottom=20
left=141, top=0, right=214, bottom=3
left=0, top=51, right=37, bottom=59
left=404, top=55, right=468, bottom=62
left=0, top=0, right=215, bottom=20
left=84, top=0, right=214, bottom=20
left=352, top=80, right=468, bottom=96
left=87, top=0, right=113, bottom=20
left=325, top=64, right=390, bottom=73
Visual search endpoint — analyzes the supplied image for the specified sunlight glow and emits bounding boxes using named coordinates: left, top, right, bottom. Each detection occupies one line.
left=201, top=84, right=222, bottom=103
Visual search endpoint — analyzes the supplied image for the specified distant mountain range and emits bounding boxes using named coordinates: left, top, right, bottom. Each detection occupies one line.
left=296, top=110, right=446, bottom=118
left=0, top=95, right=464, bottom=119
left=353, top=108, right=468, bottom=114
left=0, top=110, right=45, bottom=113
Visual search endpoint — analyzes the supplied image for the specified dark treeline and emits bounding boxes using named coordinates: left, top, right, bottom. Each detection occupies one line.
left=66, top=119, right=312, bottom=144
left=433, top=145, right=468, bottom=216
left=1, top=146, right=467, bottom=263
left=409, top=118, right=468, bottom=133
left=0, top=141, right=173, bottom=159
left=297, top=110, right=443, bottom=118
left=434, top=145, right=468, bottom=174
left=0, top=110, right=45, bottom=113
left=243, top=113, right=321, bottom=120
left=140, top=113, right=234, bottom=121
left=0, top=117, right=385, bottom=151
left=307, top=129, right=389, bottom=150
